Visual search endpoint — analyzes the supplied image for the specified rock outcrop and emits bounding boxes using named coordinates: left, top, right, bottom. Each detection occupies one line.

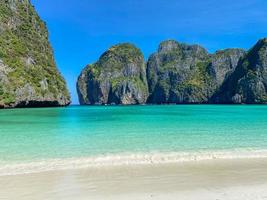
left=146, top=40, right=211, bottom=104
left=208, top=49, right=246, bottom=90
left=77, top=43, right=148, bottom=105
left=211, top=38, right=267, bottom=104
left=0, top=0, right=70, bottom=108
left=146, top=40, right=245, bottom=104
left=77, top=38, right=267, bottom=105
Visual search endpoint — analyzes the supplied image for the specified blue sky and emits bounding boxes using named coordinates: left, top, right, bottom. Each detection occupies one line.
left=31, top=0, right=267, bottom=104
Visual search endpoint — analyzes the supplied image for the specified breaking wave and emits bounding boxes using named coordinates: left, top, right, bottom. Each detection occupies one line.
left=1, top=149, right=267, bottom=176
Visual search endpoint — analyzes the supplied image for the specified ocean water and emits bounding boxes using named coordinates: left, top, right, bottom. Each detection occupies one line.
left=1, top=105, right=267, bottom=174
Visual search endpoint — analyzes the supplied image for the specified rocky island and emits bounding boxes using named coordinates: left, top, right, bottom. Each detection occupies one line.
left=77, top=43, right=148, bottom=105
left=0, top=0, right=70, bottom=108
left=77, top=38, right=267, bottom=105
left=146, top=41, right=245, bottom=104
left=211, top=38, right=267, bottom=104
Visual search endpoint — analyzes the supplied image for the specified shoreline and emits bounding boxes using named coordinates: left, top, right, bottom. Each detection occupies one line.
left=1, top=149, right=267, bottom=176
left=2, top=104, right=267, bottom=110
left=1, top=157, right=267, bottom=200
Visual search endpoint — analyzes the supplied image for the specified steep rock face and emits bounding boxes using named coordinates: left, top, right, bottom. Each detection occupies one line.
left=208, top=49, right=245, bottom=89
left=146, top=40, right=246, bottom=104
left=0, top=0, right=70, bottom=108
left=211, top=38, right=267, bottom=104
left=147, top=40, right=211, bottom=104
left=77, top=43, right=148, bottom=105
left=77, top=39, right=267, bottom=105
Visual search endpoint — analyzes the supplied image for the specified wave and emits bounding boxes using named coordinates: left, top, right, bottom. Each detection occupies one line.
left=1, top=149, right=267, bottom=176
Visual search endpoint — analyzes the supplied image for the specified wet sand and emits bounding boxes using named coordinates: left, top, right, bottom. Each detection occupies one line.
left=1, top=158, right=267, bottom=200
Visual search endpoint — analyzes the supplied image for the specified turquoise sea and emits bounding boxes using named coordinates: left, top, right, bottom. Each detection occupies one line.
left=1, top=105, right=267, bottom=174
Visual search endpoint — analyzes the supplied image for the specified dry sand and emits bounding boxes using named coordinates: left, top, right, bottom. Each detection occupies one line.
left=1, top=158, right=267, bottom=200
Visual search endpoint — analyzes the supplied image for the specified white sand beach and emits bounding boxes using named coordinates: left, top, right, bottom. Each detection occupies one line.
left=1, top=158, right=267, bottom=200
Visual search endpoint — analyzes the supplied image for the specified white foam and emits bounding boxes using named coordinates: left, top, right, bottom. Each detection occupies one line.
left=1, top=149, right=267, bottom=176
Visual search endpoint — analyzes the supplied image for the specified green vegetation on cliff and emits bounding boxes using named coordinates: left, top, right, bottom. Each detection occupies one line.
left=211, top=38, right=267, bottom=104
left=0, top=0, right=70, bottom=108
left=146, top=40, right=247, bottom=104
left=146, top=40, right=213, bottom=103
left=77, top=43, right=148, bottom=105
left=77, top=39, right=267, bottom=105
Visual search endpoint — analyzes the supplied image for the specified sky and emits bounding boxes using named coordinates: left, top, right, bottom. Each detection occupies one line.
left=31, top=0, right=267, bottom=105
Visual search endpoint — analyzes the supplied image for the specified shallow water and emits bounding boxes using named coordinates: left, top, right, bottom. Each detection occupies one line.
left=1, top=105, right=267, bottom=165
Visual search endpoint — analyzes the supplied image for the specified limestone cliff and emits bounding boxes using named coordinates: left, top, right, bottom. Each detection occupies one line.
left=77, top=39, right=267, bottom=105
left=211, top=38, right=267, bottom=104
left=146, top=40, right=245, bottom=104
left=0, top=0, right=70, bottom=108
left=77, top=43, right=148, bottom=105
